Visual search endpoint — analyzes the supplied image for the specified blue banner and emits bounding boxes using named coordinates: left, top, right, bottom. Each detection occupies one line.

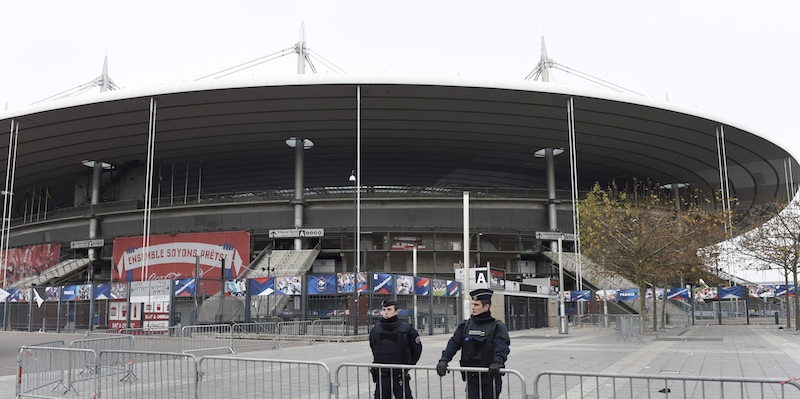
left=414, top=277, right=430, bottom=295
left=308, top=274, right=336, bottom=295
left=337, top=272, right=354, bottom=293
left=718, top=286, right=744, bottom=299
left=373, top=273, right=393, bottom=294
left=616, top=288, right=639, bottom=301
left=174, top=278, right=195, bottom=297
left=666, top=287, right=689, bottom=300
left=446, top=280, right=460, bottom=297
left=571, top=290, right=592, bottom=302
left=94, top=283, right=111, bottom=300
left=250, top=277, right=274, bottom=296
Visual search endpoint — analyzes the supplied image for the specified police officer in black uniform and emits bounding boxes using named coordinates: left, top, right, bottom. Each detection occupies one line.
left=369, top=299, right=423, bottom=399
left=436, top=288, right=510, bottom=399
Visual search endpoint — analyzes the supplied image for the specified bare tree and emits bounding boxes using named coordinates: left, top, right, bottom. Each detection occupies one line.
left=728, top=199, right=800, bottom=330
left=579, top=182, right=728, bottom=332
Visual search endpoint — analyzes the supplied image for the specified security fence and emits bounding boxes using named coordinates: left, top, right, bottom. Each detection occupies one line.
left=531, top=370, right=800, bottom=399
left=198, top=356, right=331, bottom=399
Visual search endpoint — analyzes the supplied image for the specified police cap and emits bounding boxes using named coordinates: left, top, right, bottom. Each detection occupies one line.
left=381, top=299, right=398, bottom=308
left=470, top=288, right=494, bottom=301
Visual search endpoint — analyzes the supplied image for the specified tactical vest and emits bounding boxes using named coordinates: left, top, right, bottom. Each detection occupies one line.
left=372, top=322, right=411, bottom=365
left=460, top=319, right=499, bottom=367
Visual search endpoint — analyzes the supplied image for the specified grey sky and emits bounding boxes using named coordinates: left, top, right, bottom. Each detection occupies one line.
left=2, top=1, right=798, bottom=283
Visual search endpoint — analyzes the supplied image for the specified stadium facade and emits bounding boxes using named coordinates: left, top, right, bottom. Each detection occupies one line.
left=0, top=74, right=796, bottom=331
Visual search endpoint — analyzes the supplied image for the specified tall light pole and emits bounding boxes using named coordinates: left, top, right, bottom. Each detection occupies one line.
left=349, top=170, right=357, bottom=334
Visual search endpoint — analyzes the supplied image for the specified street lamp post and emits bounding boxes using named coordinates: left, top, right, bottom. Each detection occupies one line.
left=349, top=171, right=357, bottom=335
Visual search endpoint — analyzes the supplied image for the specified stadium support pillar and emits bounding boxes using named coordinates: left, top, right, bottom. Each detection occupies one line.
left=85, top=160, right=105, bottom=261
left=287, top=137, right=313, bottom=250
left=535, top=147, right=563, bottom=251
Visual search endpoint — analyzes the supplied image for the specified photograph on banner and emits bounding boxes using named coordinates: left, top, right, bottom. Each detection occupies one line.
left=414, top=277, right=430, bottom=295
left=45, top=286, right=60, bottom=301
left=7, top=288, right=24, bottom=302
left=571, top=290, right=592, bottom=301
left=1, top=243, right=60, bottom=286
left=396, top=275, right=413, bottom=294
left=308, top=274, right=336, bottom=295
left=111, top=231, right=251, bottom=295
left=110, top=283, right=128, bottom=299
left=61, top=284, right=91, bottom=301
left=645, top=288, right=664, bottom=299
left=694, top=286, right=717, bottom=301
left=337, top=272, right=354, bottom=293
left=595, top=289, right=617, bottom=301
left=225, top=279, right=247, bottom=296
left=250, top=277, right=274, bottom=296
left=373, top=273, right=392, bottom=294
left=275, top=276, right=302, bottom=295
left=432, top=279, right=447, bottom=297
left=356, top=272, right=368, bottom=292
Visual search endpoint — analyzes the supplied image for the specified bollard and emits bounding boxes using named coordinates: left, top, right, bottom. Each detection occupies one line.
left=775, top=311, right=780, bottom=325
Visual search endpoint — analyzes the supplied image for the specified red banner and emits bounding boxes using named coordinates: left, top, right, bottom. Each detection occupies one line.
left=112, top=231, right=250, bottom=282
left=1, top=243, right=60, bottom=286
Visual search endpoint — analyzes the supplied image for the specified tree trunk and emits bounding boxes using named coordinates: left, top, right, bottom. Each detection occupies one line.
left=639, top=283, right=647, bottom=332
left=785, top=272, right=792, bottom=329
left=652, top=287, right=658, bottom=331
left=660, top=285, right=667, bottom=329
left=794, top=265, right=799, bottom=331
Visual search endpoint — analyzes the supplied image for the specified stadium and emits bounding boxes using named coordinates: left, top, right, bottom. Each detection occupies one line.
left=0, top=48, right=796, bottom=332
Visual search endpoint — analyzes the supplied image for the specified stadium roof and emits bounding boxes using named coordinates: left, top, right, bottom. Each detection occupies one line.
left=0, top=74, right=795, bottom=211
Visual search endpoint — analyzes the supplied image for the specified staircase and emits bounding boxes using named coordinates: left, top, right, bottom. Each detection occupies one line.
left=6, top=258, right=91, bottom=290
left=246, top=246, right=321, bottom=316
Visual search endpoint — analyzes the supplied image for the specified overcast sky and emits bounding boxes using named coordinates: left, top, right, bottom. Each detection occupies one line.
left=2, top=1, right=798, bottom=283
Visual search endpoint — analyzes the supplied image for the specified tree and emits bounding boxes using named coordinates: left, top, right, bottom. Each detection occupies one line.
left=579, top=182, right=729, bottom=332
left=728, top=199, right=800, bottom=330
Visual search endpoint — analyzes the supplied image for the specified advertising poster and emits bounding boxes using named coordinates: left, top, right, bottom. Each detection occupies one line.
left=62, top=284, right=91, bottom=301
left=373, top=274, right=392, bottom=294
left=225, top=280, right=247, bottom=296
left=110, top=283, right=128, bottom=299
left=1, top=243, right=60, bottom=286
left=616, top=288, right=639, bottom=301
left=432, top=279, right=447, bottom=297
left=45, top=286, right=60, bottom=301
left=719, top=286, right=745, bottom=299
left=395, top=275, right=413, bottom=295
left=414, top=277, right=430, bottom=295
left=595, top=289, right=617, bottom=301
left=275, top=276, right=302, bottom=295
left=174, top=278, right=195, bottom=297
left=337, top=272, right=354, bottom=293
left=112, top=231, right=250, bottom=290
left=94, top=284, right=111, bottom=300
left=251, top=277, right=274, bottom=296
left=308, top=274, right=336, bottom=295
left=490, top=268, right=505, bottom=290
left=8, top=288, right=24, bottom=302
left=571, top=290, right=592, bottom=301
left=356, top=272, right=368, bottom=293
left=666, top=287, right=689, bottom=300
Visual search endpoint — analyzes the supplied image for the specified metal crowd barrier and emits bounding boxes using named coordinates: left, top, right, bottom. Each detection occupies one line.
left=532, top=370, right=800, bottom=399
left=616, top=315, right=646, bottom=344
left=309, top=318, right=349, bottom=338
left=70, top=335, right=134, bottom=374
left=28, top=339, right=66, bottom=348
left=335, top=362, right=527, bottom=399
left=181, top=324, right=235, bottom=354
left=198, top=356, right=331, bottom=399
left=273, top=320, right=316, bottom=350
left=96, top=350, right=199, bottom=398
left=16, top=345, right=98, bottom=399
left=231, top=321, right=279, bottom=351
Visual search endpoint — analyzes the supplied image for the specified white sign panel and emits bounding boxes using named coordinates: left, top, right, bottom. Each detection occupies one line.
left=70, top=239, right=105, bottom=249
left=269, top=228, right=324, bottom=238
left=535, top=231, right=577, bottom=241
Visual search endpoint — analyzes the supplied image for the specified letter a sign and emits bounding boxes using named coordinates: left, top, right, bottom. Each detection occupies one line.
left=475, top=269, right=488, bottom=287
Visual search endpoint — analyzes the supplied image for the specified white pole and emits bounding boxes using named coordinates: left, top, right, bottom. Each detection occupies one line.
left=558, top=235, right=568, bottom=334
left=462, top=191, right=470, bottom=320
left=413, top=246, right=418, bottom=327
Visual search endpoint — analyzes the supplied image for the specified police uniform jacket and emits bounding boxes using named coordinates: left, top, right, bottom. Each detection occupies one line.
left=370, top=315, right=423, bottom=365
left=440, top=311, right=510, bottom=368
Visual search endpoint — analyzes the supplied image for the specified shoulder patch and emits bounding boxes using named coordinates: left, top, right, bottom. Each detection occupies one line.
left=415, top=336, right=421, bottom=344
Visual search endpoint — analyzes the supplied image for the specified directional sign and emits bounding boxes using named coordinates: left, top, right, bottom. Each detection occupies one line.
left=70, top=239, right=105, bottom=249
left=535, top=231, right=576, bottom=241
left=269, top=228, right=325, bottom=238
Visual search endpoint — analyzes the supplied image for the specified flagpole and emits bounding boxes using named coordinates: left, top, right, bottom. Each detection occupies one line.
left=36, top=186, right=42, bottom=221
left=184, top=162, right=189, bottom=205
left=29, top=188, right=35, bottom=223
left=157, top=165, right=162, bottom=207
left=170, top=163, right=175, bottom=206
left=44, top=186, right=49, bottom=220
left=197, top=162, right=202, bottom=204
left=23, top=191, right=28, bottom=223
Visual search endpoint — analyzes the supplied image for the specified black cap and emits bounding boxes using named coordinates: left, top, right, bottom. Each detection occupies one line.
left=470, top=288, right=493, bottom=301
left=381, top=299, right=398, bottom=308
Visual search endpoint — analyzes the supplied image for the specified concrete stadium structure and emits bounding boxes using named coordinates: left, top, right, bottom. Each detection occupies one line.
left=0, top=73, right=797, bottom=328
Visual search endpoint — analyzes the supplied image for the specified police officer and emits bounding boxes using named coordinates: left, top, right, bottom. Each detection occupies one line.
left=436, top=288, right=510, bottom=399
left=370, top=299, right=423, bottom=399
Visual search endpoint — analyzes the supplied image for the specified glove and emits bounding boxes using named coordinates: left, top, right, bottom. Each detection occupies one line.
left=488, top=361, right=503, bottom=377
left=370, top=367, right=378, bottom=383
left=436, top=359, right=449, bottom=377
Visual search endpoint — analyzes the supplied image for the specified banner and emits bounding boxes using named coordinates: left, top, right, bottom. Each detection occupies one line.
left=337, top=272, right=355, bottom=293
left=695, top=287, right=717, bottom=300
left=396, top=275, right=413, bottom=295
left=174, top=278, right=195, bottom=297
left=62, top=284, right=91, bottom=301
left=45, top=286, right=60, bottom=301
left=490, top=268, right=505, bottom=290
left=414, top=277, right=430, bottom=295
left=571, top=290, right=592, bottom=302
left=94, top=284, right=111, bottom=300
left=719, top=286, right=745, bottom=299
left=432, top=279, right=447, bottom=297
left=308, top=274, right=336, bottom=295
left=225, top=280, right=247, bottom=296
left=251, top=277, right=274, bottom=296
left=666, top=287, right=689, bottom=300
left=1, top=243, right=61, bottom=286
left=275, top=276, right=302, bottom=295
left=616, top=288, right=639, bottom=301
left=595, top=289, right=616, bottom=301
left=112, top=231, right=250, bottom=282
left=356, top=272, right=368, bottom=293
left=446, top=280, right=460, bottom=297
left=373, top=273, right=393, bottom=294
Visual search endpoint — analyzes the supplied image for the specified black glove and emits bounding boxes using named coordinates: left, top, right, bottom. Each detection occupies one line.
left=436, top=359, right=449, bottom=377
left=488, top=361, right=503, bottom=377
left=370, top=367, right=378, bottom=383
